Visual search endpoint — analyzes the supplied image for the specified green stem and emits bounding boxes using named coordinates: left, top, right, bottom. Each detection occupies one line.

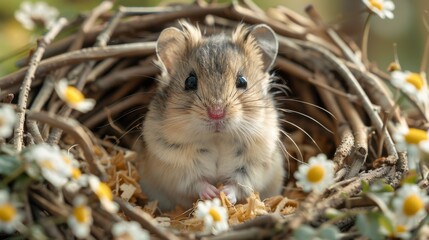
left=1, top=164, right=26, bottom=187
left=361, top=13, right=373, bottom=64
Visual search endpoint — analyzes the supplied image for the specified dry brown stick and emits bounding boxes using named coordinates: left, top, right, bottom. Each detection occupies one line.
left=38, top=3, right=230, bottom=59
left=337, top=86, right=369, bottom=179
left=332, top=125, right=354, bottom=172
left=92, top=63, right=159, bottom=92
left=207, top=227, right=272, bottom=240
left=275, top=6, right=316, bottom=28
left=0, top=42, right=156, bottom=89
left=324, top=167, right=391, bottom=209
left=275, top=56, right=357, bottom=101
left=74, top=1, right=116, bottom=90
left=327, top=29, right=365, bottom=71
left=12, top=18, right=68, bottom=151
left=26, top=76, right=57, bottom=144
left=47, top=3, right=121, bottom=145
left=87, top=58, right=118, bottom=82
left=119, top=5, right=184, bottom=14
left=70, top=0, right=114, bottom=52
left=115, top=197, right=180, bottom=240
left=347, top=63, right=401, bottom=122
left=229, top=1, right=305, bottom=39
left=83, top=91, right=154, bottom=129
left=293, top=166, right=392, bottom=227
left=313, top=73, right=354, bottom=172
left=304, top=5, right=340, bottom=54
left=29, top=189, right=68, bottom=217
left=293, top=39, right=398, bottom=159
left=26, top=110, right=106, bottom=179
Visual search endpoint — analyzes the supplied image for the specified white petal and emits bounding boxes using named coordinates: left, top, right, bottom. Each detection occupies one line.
left=55, top=79, right=69, bottom=100
left=72, top=99, right=96, bottom=113
left=384, top=1, right=395, bottom=10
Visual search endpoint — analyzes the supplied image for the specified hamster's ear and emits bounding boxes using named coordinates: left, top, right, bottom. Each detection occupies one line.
left=248, top=24, right=278, bottom=71
left=156, top=27, right=185, bottom=73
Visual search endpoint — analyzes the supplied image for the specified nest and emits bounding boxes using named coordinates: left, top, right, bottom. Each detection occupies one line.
left=0, top=0, right=420, bottom=239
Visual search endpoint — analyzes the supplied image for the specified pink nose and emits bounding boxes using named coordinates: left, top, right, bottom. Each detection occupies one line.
left=208, top=106, right=225, bottom=120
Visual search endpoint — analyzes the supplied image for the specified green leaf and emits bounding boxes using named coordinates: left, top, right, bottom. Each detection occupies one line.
left=356, top=213, right=384, bottom=240
left=319, top=226, right=340, bottom=240
left=378, top=214, right=394, bottom=236
left=381, top=184, right=394, bottom=192
left=293, top=225, right=315, bottom=240
left=0, top=155, right=20, bottom=175
left=361, top=180, right=370, bottom=193
left=402, top=170, right=418, bottom=185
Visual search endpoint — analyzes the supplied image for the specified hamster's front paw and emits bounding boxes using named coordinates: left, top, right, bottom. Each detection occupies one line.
left=199, top=181, right=220, bottom=200
left=220, top=185, right=237, bottom=205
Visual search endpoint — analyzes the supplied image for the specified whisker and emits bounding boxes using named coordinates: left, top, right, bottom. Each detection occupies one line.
left=280, top=119, right=322, bottom=152
left=277, top=108, right=333, bottom=134
left=277, top=98, right=336, bottom=120
left=279, top=129, right=305, bottom=164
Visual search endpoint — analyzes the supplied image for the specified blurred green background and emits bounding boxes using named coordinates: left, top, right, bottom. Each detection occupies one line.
left=0, top=0, right=427, bottom=76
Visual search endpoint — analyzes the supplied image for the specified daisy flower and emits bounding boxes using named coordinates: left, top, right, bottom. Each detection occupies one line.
left=391, top=71, right=428, bottom=103
left=24, top=144, right=73, bottom=188
left=14, top=1, right=59, bottom=30
left=392, top=184, right=429, bottom=229
left=60, top=151, right=88, bottom=192
left=55, top=79, right=95, bottom=113
left=0, top=105, right=16, bottom=138
left=68, top=195, right=93, bottom=239
left=0, top=190, right=22, bottom=234
left=88, top=175, right=118, bottom=213
left=393, top=124, right=429, bottom=170
left=294, top=154, right=334, bottom=193
left=195, top=198, right=229, bottom=234
left=362, top=0, right=395, bottom=19
left=112, top=221, right=150, bottom=240
left=379, top=220, right=411, bottom=239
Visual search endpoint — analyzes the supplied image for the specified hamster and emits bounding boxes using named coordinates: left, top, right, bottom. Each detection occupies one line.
left=139, top=21, right=284, bottom=210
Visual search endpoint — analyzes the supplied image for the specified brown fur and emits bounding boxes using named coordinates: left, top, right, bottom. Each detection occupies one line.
left=139, top=22, right=284, bottom=210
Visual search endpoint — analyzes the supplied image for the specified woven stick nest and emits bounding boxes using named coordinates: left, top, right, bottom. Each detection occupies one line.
left=0, top=0, right=420, bottom=239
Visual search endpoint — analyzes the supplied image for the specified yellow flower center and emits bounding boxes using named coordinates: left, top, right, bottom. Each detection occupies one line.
left=63, top=156, right=72, bottom=165
left=96, top=182, right=113, bottom=201
left=406, top=73, right=424, bottom=90
left=65, top=86, right=85, bottom=104
left=209, top=208, right=222, bottom=222
left=0, top=203, right=17, bottom=222
left=0, top=117, right=4, bottom=127
left=404, top=128, right=428, bottom=144
left=307, top=164, right=325, bottom=183
left=73, top=205, right=90, bottom=223
left=71, top=168, right=81, bottom=180
left=403, top=194, right=423, bottom=216
left=395, top=224, right=408, bottom=234
left=369, top=0, right=383, bottom=10
left=40, top=159, right=55, bottom=170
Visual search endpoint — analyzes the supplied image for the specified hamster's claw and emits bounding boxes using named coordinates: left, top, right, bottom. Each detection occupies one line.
left=220, top=185, right=237, bottom=205
left=199, top=182, right=220, bottom=200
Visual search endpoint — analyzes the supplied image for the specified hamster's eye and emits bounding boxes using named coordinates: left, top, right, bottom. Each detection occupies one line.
left=236, top=75, right=247, bottom=89
left=185, top=72, right=198, bottom=91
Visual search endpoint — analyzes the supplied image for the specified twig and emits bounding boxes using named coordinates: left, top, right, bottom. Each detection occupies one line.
left=0, top=42, right=156, bottom=90
left=26, top=76, right=57, bottom=144
left=26, top=110, right=106, bottom=179
left=115, top=197, right=180, bottom=240
left=83, top=92, right=153, bottom=129
left=293, top=39, right=398, bottom=159
left=337, top=84, right=368, bottom=179
left=13, top=17, right=68, bottom=151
